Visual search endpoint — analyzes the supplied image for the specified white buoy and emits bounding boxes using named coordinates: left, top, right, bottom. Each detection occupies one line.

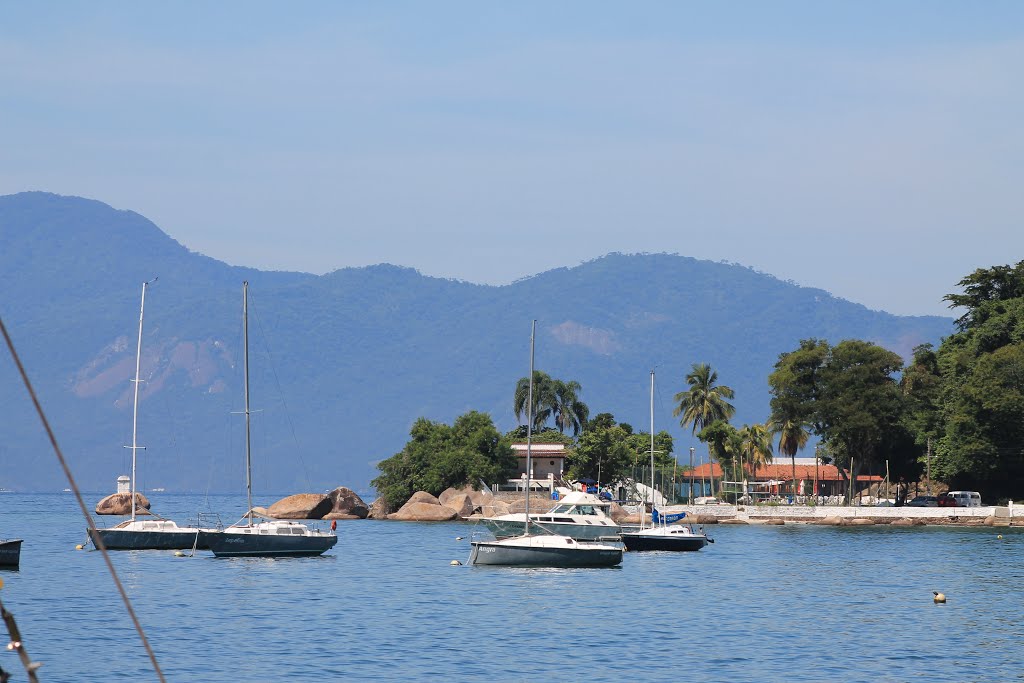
left=174, top=551, right=185, bottom=557
left=933, top=591, right=946, bottom=603
left=456, top=536, right=464, bottom=541
left=450, top=560, right=462, bottom=566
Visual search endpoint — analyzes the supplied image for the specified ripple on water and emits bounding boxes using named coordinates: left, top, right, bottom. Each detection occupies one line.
left=1, top=494, right=1023, bottom=681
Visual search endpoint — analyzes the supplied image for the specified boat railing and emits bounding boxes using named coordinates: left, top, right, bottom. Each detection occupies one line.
left=192, top=512, right=224, bottom=531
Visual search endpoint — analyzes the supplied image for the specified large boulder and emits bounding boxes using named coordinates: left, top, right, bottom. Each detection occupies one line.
left=389, top=500, right=458, bottom=521
left=608, top=502, right=630, bottom=523
left=478, top=501, right=511, bottom=517
left=408, top=491, right=441, bottom=506
left=890, top=518, right=915, bottom=526
left=441, top=492, right=475, bottom=519
left=818, top=516, right=843, bottom=526
left=95, top=492, right=151, bottom=516
left=845, top=517, right=875, bottom=526
left=267, top=493, right=332, bottom=520
left=437, top=485, right=495, bottom=513
left=325, top=487, right=369, bottom=520
left=468, top=488, right=495, bottom=508
left=367, top=498, right=391, bottom=519
left=507, top=495, right=555, bottom=514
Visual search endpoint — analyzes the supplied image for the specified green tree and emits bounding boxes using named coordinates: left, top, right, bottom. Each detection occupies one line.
left=565, top=419, right=635, bottom=484
left=767, top=339, right=830, bottom=434
left=929, top=262, right=1024, bottom=498
left=738, top=423, right=774, bottom=481
left=899, top=343, right=942, bottom=484
left=371, top=411, right=516, bottom=511
left=513, top=370, right=555, bottom=431
left=674, top=362, right=735, bottom=497
left=552, top=379, right=590, bottom=436
left=767, top=411, right=810, bottom=499
left=901, top=343, right=942, bottom=444
left=698, top=420, right=741, bottom=494
left=513, top=373, right=590, bottom=435
left=769, top=339, right=905, bottom=502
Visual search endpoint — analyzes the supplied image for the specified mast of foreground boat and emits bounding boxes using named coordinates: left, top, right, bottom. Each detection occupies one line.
left=243, top=281, right=253, bottom=527
left=523, top=320, right=536, bottom=536
left=644, top=369, right=655, bottom=531
left=127, top=279, right=154, bottom=522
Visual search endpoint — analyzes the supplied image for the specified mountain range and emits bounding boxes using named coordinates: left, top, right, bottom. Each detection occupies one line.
left=0, top=192, right=954, bottom=495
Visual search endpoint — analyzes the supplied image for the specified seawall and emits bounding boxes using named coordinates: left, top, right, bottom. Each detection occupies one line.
left=681, top=503, right=1017, bottom=526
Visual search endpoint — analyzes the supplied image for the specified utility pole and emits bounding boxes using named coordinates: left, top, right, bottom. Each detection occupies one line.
left=689, top=446, right=695, bottom=503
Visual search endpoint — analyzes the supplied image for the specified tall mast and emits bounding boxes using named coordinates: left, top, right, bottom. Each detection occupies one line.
left=243, top=281, right=253, bottom=526
left=524, top=320, right=536, bottom=536
left=126, top=280, right=152, bottom=521
left=647, top=369, right=655, bottom=529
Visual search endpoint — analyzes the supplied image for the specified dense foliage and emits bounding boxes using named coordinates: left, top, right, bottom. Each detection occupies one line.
left=371, top=411, right=516, bottom=511
left=563, top=412, right=675, bottom=484
left=927, top=262, right=1024, bottom=497
left=768, top=338, right=919, bottom=498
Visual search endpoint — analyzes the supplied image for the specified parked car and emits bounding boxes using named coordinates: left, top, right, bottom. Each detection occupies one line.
left=936, top=493, right=957, bottom=507
left=907, top=495, right=938, bottom=507
left=948, top=490, right=982, bottom=507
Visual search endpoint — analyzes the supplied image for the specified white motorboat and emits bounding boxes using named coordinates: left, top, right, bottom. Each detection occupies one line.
left=481, top=491, right=621, bottom=541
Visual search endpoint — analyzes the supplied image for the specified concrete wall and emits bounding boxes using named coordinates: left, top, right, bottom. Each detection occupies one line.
left=681, top=503, right=1018, bottom=521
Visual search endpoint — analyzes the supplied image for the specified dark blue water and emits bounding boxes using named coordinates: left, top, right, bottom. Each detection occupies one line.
left=1, top=493, right=1022, bottom=682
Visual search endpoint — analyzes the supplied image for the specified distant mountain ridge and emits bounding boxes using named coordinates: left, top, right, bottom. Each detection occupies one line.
left=0, top=192, right=954, bottom=494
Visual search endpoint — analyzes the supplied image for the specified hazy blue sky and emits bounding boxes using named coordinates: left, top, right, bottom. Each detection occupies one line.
left=2, top=2, right=1021, bottom=316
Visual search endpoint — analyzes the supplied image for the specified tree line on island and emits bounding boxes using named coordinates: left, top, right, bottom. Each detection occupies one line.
left=372, top=262, right=1024, bottom=510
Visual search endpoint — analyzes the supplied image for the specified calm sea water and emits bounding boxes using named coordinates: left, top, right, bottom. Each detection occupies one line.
left=1, top=493, right=1022, bottom=682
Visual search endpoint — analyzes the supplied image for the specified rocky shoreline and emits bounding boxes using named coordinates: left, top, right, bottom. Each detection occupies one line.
left=93, top=486, right=1017, bottom=528
left=371, top=489, right=1019, bottom=528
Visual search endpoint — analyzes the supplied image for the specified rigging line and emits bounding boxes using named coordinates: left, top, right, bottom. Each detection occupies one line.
left=245, top=289, right=314, bottom=494
left=1, top=317, right=168, bottom=683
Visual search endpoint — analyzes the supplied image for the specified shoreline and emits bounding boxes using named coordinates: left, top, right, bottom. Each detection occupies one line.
left=672, top=502, right=1017, bottom=527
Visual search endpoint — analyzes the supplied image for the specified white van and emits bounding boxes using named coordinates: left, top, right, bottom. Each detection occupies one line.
left=948, top=491, right=982, bottom=507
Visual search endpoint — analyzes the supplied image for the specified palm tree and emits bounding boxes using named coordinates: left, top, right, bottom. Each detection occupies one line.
left=674, top=363, right=736, bottom=497
left=738, top=423, right=774, bottom=499
left=552, top=379, right=589, bottom=436
left=514, top=371, right=556, bottom=431
left=768, top=414, right=810, bottom=501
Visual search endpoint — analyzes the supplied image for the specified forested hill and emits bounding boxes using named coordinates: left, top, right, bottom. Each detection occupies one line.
left=0, top=192, right=954, bottom=495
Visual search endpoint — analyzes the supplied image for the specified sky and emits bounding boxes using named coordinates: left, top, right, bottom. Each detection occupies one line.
left=2, top=1, right=1022, bottom=317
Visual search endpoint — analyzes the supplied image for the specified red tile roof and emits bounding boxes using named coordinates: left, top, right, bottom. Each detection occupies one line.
left=683, top=462, right=882, bottom=482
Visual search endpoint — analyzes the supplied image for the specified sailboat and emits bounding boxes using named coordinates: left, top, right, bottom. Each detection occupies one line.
left=469, top=321, right=623, bottom=568
left=88, top=280, right=215, bottom=551
left=203, top=282, right=338, bottom=558
left=619, top=371, right=710, bottom=552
